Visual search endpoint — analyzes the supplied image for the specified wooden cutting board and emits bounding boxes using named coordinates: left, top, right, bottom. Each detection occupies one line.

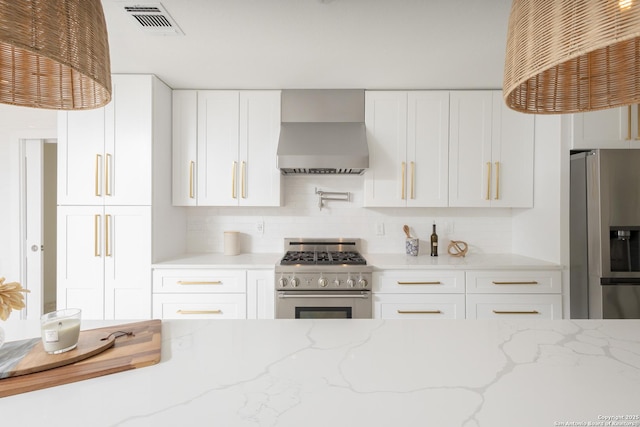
left=0, top=319, right=161, bottom=398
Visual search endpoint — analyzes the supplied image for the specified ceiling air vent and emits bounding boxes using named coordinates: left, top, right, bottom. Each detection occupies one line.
left=123, top=3, right=184, bottom=35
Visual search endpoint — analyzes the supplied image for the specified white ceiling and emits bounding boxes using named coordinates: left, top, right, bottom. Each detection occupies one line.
left=101, top=0, right=513, bottom=90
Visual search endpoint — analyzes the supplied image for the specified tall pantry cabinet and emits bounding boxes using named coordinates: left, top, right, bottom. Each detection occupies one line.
left=57, top=74, right=186, bottom=319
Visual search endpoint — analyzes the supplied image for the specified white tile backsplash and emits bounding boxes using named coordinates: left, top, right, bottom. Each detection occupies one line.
left=186, top=175, right=513, bottom=255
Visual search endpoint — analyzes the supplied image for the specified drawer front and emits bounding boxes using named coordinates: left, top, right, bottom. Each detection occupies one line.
left=466, top=294, right=562, bottom=319
left=153, top=269, right=246, bottom=293
left=374, top=294, right=464, bottom=319
left=374, top=270, right=465, bottom=293
left=153, top=293, right=247, bottom=319
left=466, top=270, right=561, bottom=294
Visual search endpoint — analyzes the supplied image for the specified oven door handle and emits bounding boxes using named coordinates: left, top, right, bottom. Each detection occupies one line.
left=277, top=292, right=370, bottom=299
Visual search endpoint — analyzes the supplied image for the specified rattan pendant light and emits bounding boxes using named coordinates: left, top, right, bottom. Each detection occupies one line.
left=0, top=0, right=111, bottom=110
left=503, top=0, right=640, bottom=114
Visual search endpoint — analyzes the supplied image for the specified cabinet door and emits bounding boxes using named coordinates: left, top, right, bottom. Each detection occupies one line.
left=466, top=270, right=562, bottom=294
left=466, top=294, right=562, bottom=319
left=57, top=206, right=105, bottom=318
left=363, top=91, right=408, bottom=207
left=449, top=91, right=493, bottom=207
left=197, top=91, right=240, bottom=206
left=58, top=75, right=154, bottom=206
left=172, top=90, right=198, bottom=206
left=571, top=106, right=633, bottom=149
left=57, top=108, right=106, bottom=205
left=239, top=91, right=281, bottom=207
left=103, top=206, right=151, bottom=319
left=153, top=269, right=246, bottom=293
left=246, top=269, right=275, bottom=319
left=407, top=91, right=449, bottom=207
left=374, top=294, right=465, bottom=319
left=105, top=75, right=153, bottom=206
left=153, top=293, right=247, bottom=319
left=490, top=92, right=534, bottom=208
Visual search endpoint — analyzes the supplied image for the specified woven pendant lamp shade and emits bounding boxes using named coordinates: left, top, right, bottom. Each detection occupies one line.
left=0, top=0, right=111, bottom=110
left=503, top=0, right=640, bottom=114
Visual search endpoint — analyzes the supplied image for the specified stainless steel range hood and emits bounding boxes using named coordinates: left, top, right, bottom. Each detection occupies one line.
left=276, top=90, right=369, bottom=175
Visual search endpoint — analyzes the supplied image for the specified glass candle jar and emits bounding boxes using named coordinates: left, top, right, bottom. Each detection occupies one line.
left=40, top=308, right=81, bottom=354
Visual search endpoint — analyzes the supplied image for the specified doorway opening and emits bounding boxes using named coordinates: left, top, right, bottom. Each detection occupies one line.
left=21, top=138, right=57, bottom=317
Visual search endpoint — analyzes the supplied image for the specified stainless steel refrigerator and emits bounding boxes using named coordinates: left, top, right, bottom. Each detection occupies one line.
left=570, top=149, right=640, bottom=319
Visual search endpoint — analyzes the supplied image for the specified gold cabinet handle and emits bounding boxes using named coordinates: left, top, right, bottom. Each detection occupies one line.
left=241, top=161, right=246, bottom=199
left=494, top=161, right=500, bottom=200
left=628, top=105, right=632, bottom=140
left=492, top=310, right=540, bottom=315
left=105, top=153, right=112, bottom=196
left=401, top=161, right=406, bottom=200
left=397, top=310, right=442, bottom=314
left=105, top=214, right=111, bottom=257
left=189, top=161, right=195, bottom=199
left=232, top=161, right=237, bottom=199
left=397, top=281, right=442, bottom=285
left=486, top=162, right=492, bottom=200
left=177, top=281, right=223, bottom=285
left=95, top=154, right=102, bottom=196
left=176, top=309, right=222, bottom=315
left=410, top=161, right=415, bottom=199
left=492, top=281, right=539, bottom=285
left=636, top=104, right=639, bottom=140
left=94, top=214, right=101, bottom=257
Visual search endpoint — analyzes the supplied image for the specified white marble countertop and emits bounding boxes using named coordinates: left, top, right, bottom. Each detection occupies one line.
left=153, top=252, right=561, bottom=271
left=2, top=319, right=639, bottom=427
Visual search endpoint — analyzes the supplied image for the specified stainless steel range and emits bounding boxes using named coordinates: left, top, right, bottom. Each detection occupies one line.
left=275, top=238, right=373, bottom=319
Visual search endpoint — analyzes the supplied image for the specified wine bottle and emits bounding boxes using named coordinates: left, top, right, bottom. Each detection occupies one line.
left=430, top=222, right=438, bottom=257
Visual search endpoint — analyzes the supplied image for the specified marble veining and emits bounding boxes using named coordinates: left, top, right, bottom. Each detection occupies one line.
left=0, top=337, right=39, bottom=379
left=1, top=319, right=639, bottom=427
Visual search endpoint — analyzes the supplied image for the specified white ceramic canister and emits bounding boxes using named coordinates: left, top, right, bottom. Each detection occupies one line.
left=224, top=231, right=240, bottom=255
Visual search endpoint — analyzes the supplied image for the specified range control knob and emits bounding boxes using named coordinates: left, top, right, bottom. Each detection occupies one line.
left=290, top=277, right=300, bottom=288
left=346, top=278, right=355, bottom=288
left=358, top=278, right=368, bottom=288
left=333, top=279, right=341, bottom=287
left=279, top=277, right=288, bottom=287
left=318, top=278, right=328, bottom=287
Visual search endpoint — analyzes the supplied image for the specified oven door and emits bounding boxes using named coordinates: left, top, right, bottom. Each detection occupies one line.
left=275, top=290, right=372, bottom=319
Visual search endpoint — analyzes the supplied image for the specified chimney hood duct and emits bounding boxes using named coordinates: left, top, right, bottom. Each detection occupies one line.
left=276, top=89, right=369, bottom=175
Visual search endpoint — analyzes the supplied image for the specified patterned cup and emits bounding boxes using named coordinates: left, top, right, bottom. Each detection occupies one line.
left=406, top=238, right=419, bottom=256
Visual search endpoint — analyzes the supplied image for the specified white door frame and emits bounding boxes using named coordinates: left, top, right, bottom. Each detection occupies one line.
left=18, top=139, right=55, bottom=319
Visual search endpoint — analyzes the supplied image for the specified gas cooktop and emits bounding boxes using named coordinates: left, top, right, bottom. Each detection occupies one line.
left=280, top=250, right=367, bottom=266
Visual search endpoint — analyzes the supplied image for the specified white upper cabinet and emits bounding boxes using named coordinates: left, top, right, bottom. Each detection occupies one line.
left=364, top=91, right=449, bottom=207
left=58, top=75, right=153, bottom=206
left=449, top=91, right=534, bottom=208
left=172, top=90, right=281, bottom=206
left=569, top=105, right=640, bottom=149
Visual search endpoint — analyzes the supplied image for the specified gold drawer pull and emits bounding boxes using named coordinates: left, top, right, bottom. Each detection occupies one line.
left=401, top=161, right=406, bottom=200
left=397, top=281, right=442, bottom=285
left=492, top=281, right=539, bottom=285
left=176, top=309, right=222, bottom=315
left=177, top=280, right=223, bottom=285
left=397, top=310, right=442, bottom=314
left=492, top=310, right=540, bottom=315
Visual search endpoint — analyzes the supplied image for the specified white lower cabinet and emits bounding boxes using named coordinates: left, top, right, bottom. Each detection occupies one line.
left=153, top=293, right=247, bottom=319
left=373, top=268, right=562, bottom=319
left=373, top=270, right=465, bottom=319
left=465, top=294, right=563, bottom=320
left=375, top=293, right=465, bottom=319
left=152, top=268, right=275, bottom=319
left=465, top=270, right=563, bottom=319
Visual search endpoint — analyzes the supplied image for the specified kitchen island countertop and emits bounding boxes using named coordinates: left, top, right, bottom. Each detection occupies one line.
left=1, top=319, right=638, bottom=426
